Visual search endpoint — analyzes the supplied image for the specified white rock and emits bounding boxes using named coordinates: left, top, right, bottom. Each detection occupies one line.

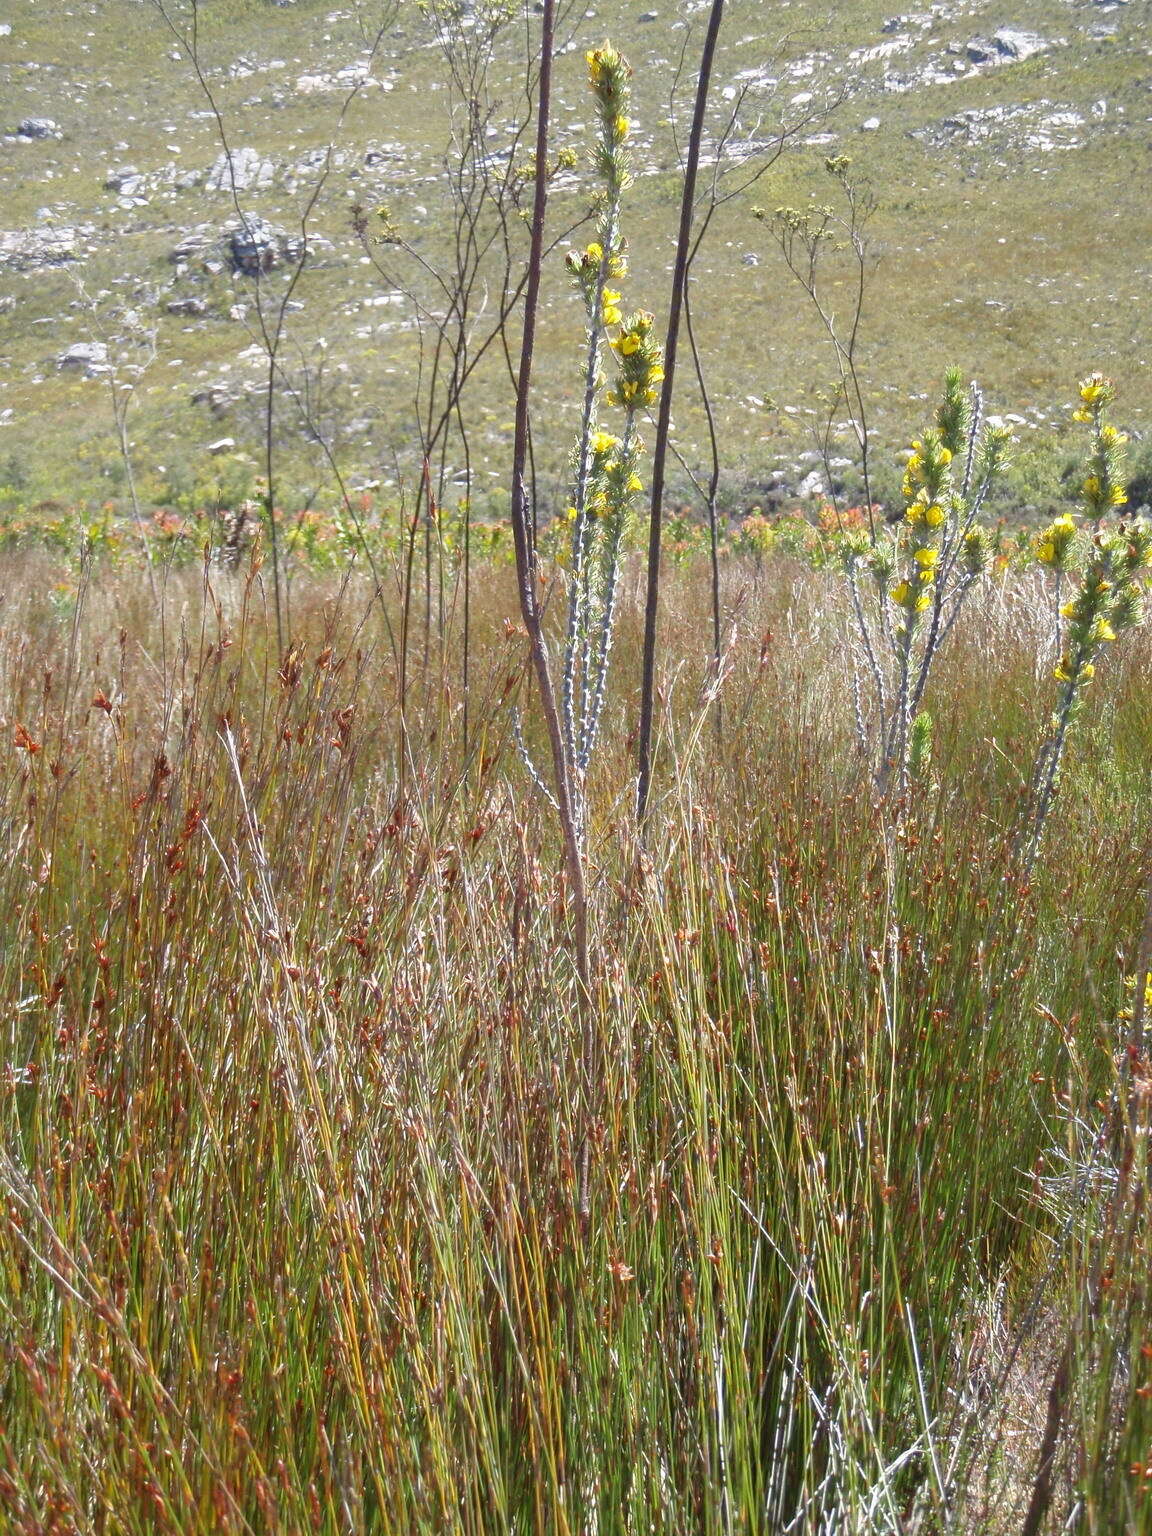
left=58, top=341, right=109, bottom=374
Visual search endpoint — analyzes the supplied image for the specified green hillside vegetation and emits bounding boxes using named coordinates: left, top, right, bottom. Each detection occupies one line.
left=0, top=0, right=1148, bottom=517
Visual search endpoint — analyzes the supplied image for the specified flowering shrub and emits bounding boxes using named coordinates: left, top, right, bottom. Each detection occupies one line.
left=1024, top=375, right=1151, bottom=861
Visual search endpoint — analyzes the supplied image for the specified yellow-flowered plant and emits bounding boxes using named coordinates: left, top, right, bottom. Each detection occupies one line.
left=1034, top=512, right=1079, bottom=572
left=1072, top=373, right=1130, bottom=520
left=529, top=42, right=664, bottom=844
left=1023, top=376, right=1149, bottom=866
left=837, top=368, right=1008, bottom=794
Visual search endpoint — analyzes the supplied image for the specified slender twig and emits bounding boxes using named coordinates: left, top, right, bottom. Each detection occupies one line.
left=506, top=0, right=589, bottom=996
left=637, top=0, right=725, bottom=825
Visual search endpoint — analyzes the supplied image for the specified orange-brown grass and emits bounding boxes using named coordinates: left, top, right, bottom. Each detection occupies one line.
left=0, top=547, right=1149, bottom=1532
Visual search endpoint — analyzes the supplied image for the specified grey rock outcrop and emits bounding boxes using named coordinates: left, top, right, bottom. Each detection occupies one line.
left=227, top=218, right=304, bottom=276
left=105, top=166, right=147, bottom=195
left=206, top=146, right=276, bottom=193
left=0, top=226, right=82, bottom=270
left=994, top=28, right=1053, bottom=60
left=966, top=30, right=1054, bottom=65
left=57, top=341, right=109, bottom=375
left=16, top=117, right=60, bottom=140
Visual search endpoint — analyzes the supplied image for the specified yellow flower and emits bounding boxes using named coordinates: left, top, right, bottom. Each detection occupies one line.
left=891, top=580, right=930, bottom=611
left=618, top=334, right=640, bottom=356
left=1072, top=408, right=1093, bottom=424
left=626, top=473, right=643, bottom=493
left=585, top=241, right=603, bottom=263
left=602, top=304, right=622, bottom=326
left=908, top=497, right=945, bottom=528
left=1094, top=619, right=1117, bottom=643
left=1078, top=373, right=1109, bottom=406
left=614, top=115, right=630, bottom=140
left=591, top=430, right=619, bottom=455
left=913, top=547, right=939, bottom=569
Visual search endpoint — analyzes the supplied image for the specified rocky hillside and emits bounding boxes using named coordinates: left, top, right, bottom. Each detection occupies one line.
left=0, top=0, right=1147, bottom=512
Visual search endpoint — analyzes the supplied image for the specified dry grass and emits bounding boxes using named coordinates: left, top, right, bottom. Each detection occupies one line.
left=0, top=542, right=1148, bottom=1532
